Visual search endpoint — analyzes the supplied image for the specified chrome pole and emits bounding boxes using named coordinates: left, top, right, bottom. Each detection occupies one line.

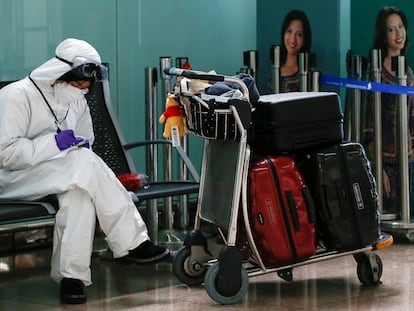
left=371, top=49, right=383, bottom=216
left=159, top=57, right=174, bottom=231
left=271, top=45, right=280, bottom=93
left=175, top=57, right=189, bottom=230
left=145, top=67, right=158, bottom=180
left=299, top=52, right=308, bottom=92
left=308, top=53, right=318, bottom=92
left=344, top=51, right=353, bottom=141
left=352, top=55, right=363, bottom=143
left=243, top=50, right=258, bottom=80
left=395, top=55, right=410, bottom=221
left=178, top=136, right=189, bottom=229
left=175, top=57, right=189, bottom=69
left=160, top=57, right=172, bottom=101
left=145, top=67, right=159, bottom=242
left=311, top=71, right=320, bottom=92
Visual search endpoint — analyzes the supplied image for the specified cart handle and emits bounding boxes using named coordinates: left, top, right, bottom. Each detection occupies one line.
left=165, top=67, right=250, bottom=102
left=164, top=67, right=225, bottom=82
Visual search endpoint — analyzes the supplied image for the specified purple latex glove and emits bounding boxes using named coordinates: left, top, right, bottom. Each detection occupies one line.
left=55, top=129, right=86, bottom=151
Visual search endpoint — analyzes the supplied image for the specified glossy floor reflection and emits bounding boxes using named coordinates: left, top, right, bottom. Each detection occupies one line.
left=0, top=233, right=413, bottom=311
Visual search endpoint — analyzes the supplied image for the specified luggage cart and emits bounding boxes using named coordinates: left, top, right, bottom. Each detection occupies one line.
left=164, top=68, right=394, bottom=305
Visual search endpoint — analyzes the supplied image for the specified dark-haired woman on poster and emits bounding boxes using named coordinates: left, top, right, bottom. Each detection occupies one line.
left=363, top=6, right=414, bottom=215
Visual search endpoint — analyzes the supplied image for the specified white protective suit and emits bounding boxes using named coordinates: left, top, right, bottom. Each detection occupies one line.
left=0, top=38, right=149, bottom=285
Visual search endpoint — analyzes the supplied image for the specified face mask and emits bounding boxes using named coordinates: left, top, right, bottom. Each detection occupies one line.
left=54, top=82, right=83, bottom=104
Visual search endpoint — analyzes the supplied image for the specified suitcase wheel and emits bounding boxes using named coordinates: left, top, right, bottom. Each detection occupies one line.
left=355, top=252, right=383, bottom=286
left=173, top=245, right=212, bottom=286
left=205, top=261, right=249, bottom=305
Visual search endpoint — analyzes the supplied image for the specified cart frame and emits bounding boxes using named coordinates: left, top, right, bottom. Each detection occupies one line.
left=165, top=67, right=393, bottom=305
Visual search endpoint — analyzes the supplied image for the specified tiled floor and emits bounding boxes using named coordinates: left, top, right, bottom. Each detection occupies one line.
left=0, top=230, right=413, bottom=311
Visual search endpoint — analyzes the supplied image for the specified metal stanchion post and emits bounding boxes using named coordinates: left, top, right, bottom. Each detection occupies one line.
left=394, top=55, right=410, bottom=222
left=175, top=57, right=189, bottom=230
left=371, top=49, right=384, bottom=216
left=344, top=52, right=366, bottom=142
left=351, top=55, right=363, bottom=143
left=299, top=52, right=308, bottom=92
left=270, top=45, right=280, bottom=93
left=145, top=67, right=159, bottom=243
left=176, top=57, right=189, bottom=69
left=160, top=57, right=172, bottom=96
left=311, top=71, right=320, bottom=92
left=178, top=136, right=189, bottom=229
left=309, top=52, right=318, bottom=92
left=159, top=57, right=176, bottom=244
left=243, top=50, right=258, bottom=80
left=163, top=142, right=173, bottom=230
left=344, top=51, right=354, bottom=141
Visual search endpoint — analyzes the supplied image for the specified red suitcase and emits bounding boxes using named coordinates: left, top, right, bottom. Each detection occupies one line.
left=249, top=156, right=316, bottom=267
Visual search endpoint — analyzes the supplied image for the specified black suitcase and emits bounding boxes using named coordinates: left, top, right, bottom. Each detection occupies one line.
left=251, top=92, right=344, bottom=154
left=299, top=142, right=380, bottom=251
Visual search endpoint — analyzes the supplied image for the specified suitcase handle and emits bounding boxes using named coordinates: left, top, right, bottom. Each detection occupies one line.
left=302, top=187, right=317, bottom=224
left=285, top=190, right=300, bottom=231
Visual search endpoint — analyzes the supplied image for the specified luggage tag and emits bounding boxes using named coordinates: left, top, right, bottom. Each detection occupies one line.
left=171, top=125, right=181, bottom=147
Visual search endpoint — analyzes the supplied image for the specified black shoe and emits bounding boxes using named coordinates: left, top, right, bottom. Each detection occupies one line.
left=60, top=278, right=86, bottom=304
left=120, top=240, right=170, bottom=264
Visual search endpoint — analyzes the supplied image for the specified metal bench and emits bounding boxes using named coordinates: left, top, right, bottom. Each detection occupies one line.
left=0, top=79, right=199, bottom=249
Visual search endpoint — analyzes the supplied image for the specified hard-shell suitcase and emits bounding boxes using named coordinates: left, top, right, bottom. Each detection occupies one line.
left=251, top=92, right=344, bottom=154
left=300, top=142, right=380, bottom=251
left=249, top=155, right=317, bottom=267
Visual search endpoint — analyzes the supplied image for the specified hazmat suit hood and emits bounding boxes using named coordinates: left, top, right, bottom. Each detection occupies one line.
left=30, top=38, right=102, bottom=89
left=0, top=37, right=99, bottom=173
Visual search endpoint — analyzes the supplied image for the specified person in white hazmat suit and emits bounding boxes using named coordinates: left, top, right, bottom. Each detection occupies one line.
left=0, top=38, right=169, bottom=304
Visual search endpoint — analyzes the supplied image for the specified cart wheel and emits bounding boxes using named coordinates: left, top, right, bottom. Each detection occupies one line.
left=356, top=253, right=383, bottom=286
left=173, top=246, right=207, bottom=286
left=204, top=262, right=249, bottom=305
